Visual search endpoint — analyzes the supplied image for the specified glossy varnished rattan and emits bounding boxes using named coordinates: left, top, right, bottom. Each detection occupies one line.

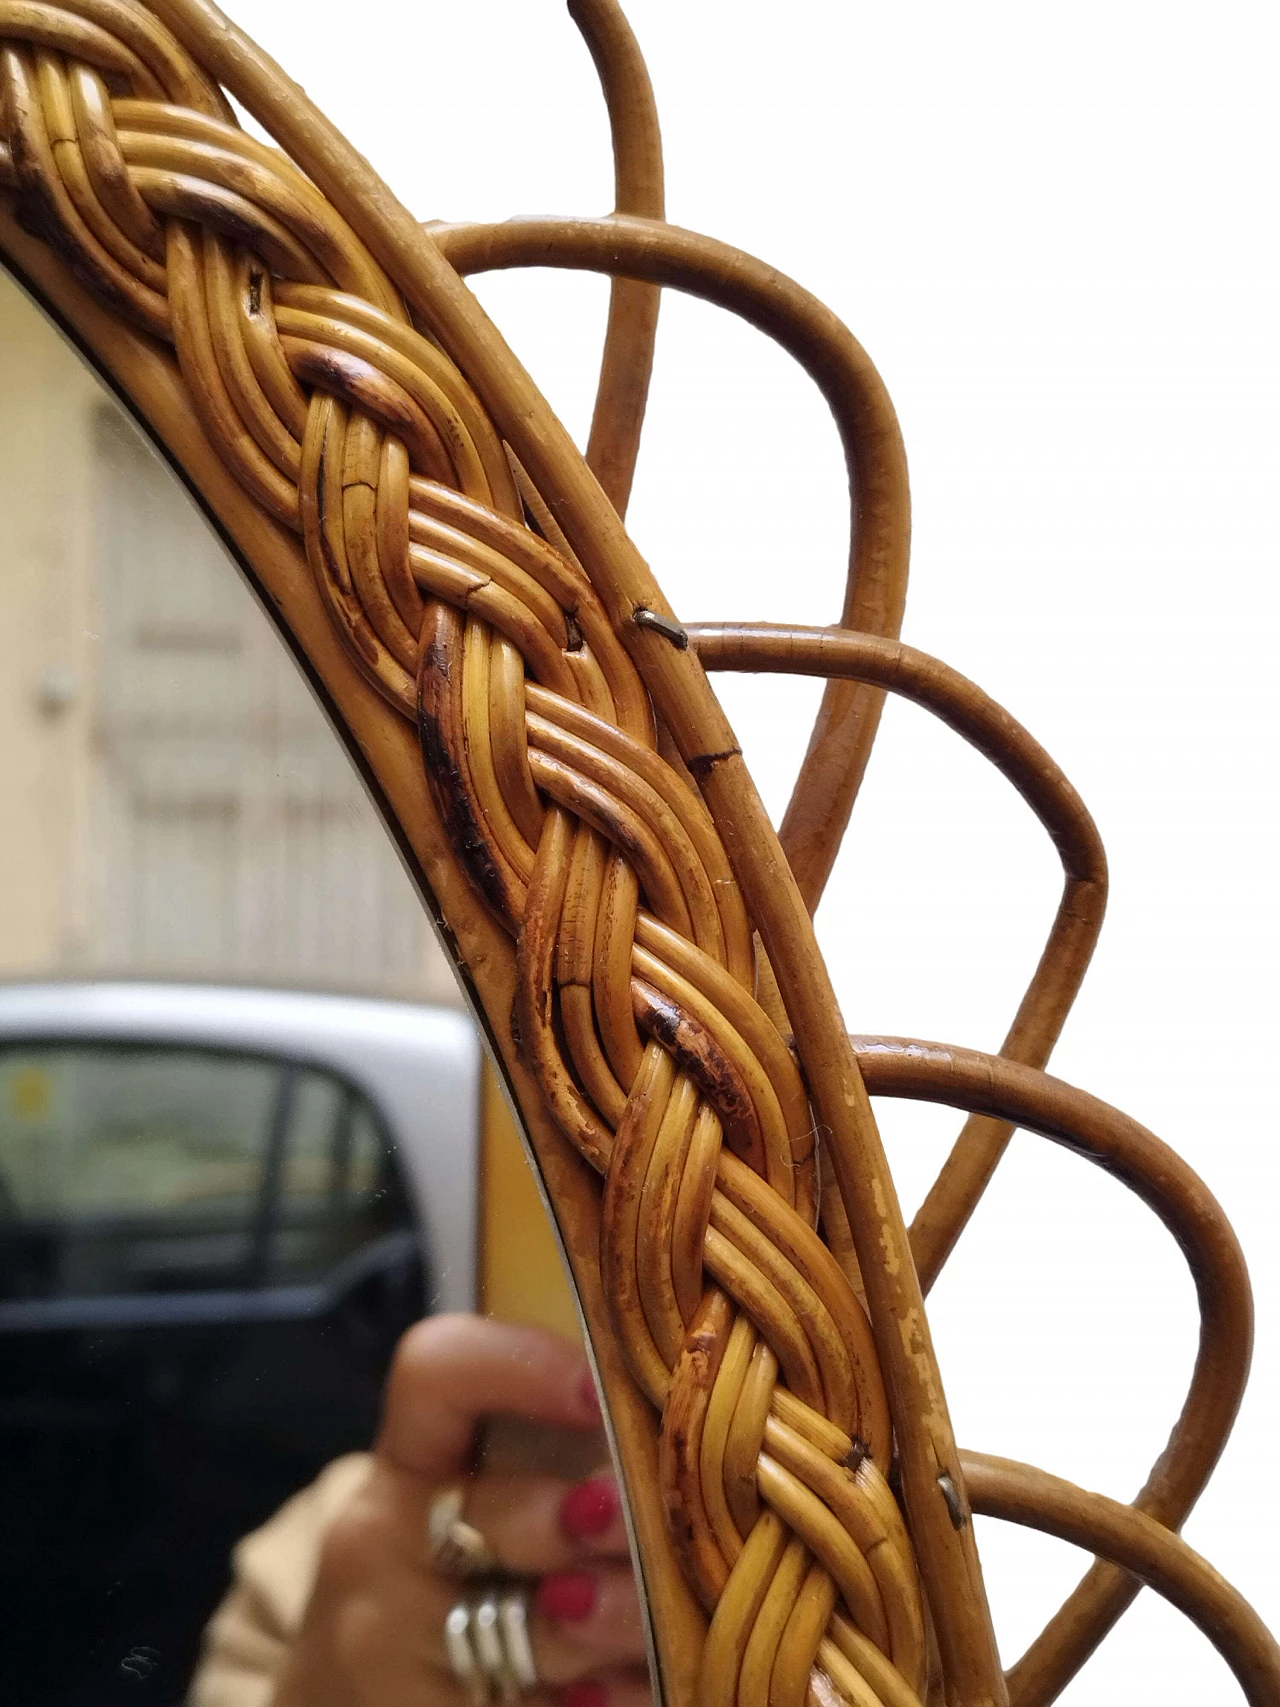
left=0, top=3, right=1274, bottom=1704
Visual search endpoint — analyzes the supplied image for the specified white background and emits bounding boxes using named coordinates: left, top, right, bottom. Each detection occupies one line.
left=227, top=2, right=1278, bottom=1697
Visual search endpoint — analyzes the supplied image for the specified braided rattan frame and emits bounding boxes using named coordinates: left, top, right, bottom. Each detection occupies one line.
left=0, top=3, right=1274, bottom=1704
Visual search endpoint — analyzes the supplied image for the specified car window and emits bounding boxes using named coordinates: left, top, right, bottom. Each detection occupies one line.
left=266, top=1068, right=412, bottom=1287
left=0, top=1045, right=275, bottom=1219
left=0, top=1043, right=412, bottom=1303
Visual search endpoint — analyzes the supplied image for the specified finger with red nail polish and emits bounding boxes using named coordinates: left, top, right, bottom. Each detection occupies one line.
left=560, top=1476, right=620, bottom=1544
left=556, top=1668, right=652, bottom=1707
left=537, top=1572, right=598, bottom=1623
left=559, top=1681, right=608, bottom=1707
left=441, top=1470, right=625, bottom=1577
left=529, top=1566, right=645, bottom=1679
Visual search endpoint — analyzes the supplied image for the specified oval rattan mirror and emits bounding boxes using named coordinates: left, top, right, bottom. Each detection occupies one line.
left=0, top=3, right=1276, bottom=1705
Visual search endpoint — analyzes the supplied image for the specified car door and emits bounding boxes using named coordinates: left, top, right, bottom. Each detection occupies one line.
left=0, top=1036, right=427, bottom=1705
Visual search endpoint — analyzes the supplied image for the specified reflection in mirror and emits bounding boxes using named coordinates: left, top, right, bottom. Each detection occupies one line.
left=0, top=267, right=591, bottom=1707
left=0, top=271, right=454, bottom=998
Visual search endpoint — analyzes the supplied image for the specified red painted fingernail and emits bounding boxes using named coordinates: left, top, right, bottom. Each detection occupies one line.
left=537, top=1572, right=598, bottom=1622
left=559, top=1684, right=607, bottom=1707
left=577, top=1370, right=602, bottom=1420
left=561, top=1476, right=620, bottom=1542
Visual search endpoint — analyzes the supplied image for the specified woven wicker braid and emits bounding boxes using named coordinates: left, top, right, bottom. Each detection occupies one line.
left=0, top=3, right=1275, bottom=1705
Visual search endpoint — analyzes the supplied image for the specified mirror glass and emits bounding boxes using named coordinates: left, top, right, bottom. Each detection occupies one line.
left=0, top=266, right=589, bottom=1706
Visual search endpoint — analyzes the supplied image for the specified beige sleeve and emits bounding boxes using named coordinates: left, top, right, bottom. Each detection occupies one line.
left=187, top=1452, right=374, bottom=1707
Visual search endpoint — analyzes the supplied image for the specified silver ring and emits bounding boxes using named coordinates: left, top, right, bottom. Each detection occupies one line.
left=472, top=1590, right=513, bottom=1701
left=444, top=1601, right=489, bottom=1707
left=428, top=1481, right=500, bottom=1580
left=443, top=1586, right=539, bottom=1702
left=498, top=1587, right=539, bottom=1693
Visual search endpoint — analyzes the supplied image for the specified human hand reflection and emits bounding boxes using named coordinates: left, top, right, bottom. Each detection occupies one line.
left=273, top=1314, right=652, bottom=1707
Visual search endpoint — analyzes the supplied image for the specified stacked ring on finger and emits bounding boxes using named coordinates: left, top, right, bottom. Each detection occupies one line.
left=429, top=1481, right=500, bottom=1580
left=430, top=1484, right=540, bottom=1701
left=445, top=1585, right=539, bottom=1703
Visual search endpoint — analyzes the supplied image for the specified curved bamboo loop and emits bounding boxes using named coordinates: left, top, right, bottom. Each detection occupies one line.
left=429, top=212, right=911, bottom=913
left=566, top=0, right=664, bottom=516
left=686, top=622, right=1108, bottom=1292
left=850, top=1036, right=1253, bottom=1699
left=960, top=1453, right=1280, bottom=1706
left=0, top=4, right=1271, bottom=1706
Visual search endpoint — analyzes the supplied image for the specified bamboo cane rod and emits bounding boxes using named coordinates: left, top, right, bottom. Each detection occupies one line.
left=851, top=1036, right=1253, bottom=1699
left=684, top=621, right=1108, bottom=1290
left=565, top=0, right=664, bottom=516
left=961, top=1454, right=1280, bottom=1706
